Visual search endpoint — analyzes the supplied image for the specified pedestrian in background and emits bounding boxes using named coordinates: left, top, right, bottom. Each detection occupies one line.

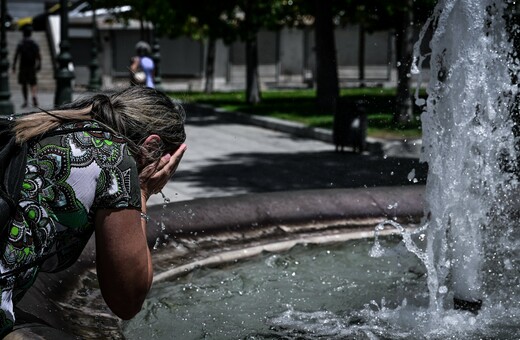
left=129, top=41, right=155, bottom=88
left=12, top=26, right=41, bottom=108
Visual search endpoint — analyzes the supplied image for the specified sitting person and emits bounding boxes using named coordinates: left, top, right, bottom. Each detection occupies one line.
left=0, top=86, right=187, bottom=337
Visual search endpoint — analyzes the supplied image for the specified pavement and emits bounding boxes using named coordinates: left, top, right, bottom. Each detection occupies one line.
left=8, top=89, right=428, bottom=206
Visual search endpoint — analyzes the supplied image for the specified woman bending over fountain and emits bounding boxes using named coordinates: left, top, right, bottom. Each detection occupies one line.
left=0, top=86, right=187, bottom=337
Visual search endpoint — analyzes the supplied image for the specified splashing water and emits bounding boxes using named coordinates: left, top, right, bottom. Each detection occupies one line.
left=153, top=191, right=174, bottom=250
left=160, top=191, right=171, bottom=206
left=376, top=0, right=520, bottom=321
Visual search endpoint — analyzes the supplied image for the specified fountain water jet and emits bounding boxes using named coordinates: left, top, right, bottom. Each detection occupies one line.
left=408, top=0, right=520, bottom=314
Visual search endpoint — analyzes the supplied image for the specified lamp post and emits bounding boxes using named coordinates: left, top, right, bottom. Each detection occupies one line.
left=152, top=31, right=163, bottom=91
left=0, top=0, right=13, bottom=115
left=87, top=0, right=101, bottom=91
left=54, top=0, right=74, bottom=106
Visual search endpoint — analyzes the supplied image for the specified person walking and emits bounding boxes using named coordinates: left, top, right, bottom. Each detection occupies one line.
left=12, top=26, right=41, bottom=108
left=129, top=41, right=155, bottom=88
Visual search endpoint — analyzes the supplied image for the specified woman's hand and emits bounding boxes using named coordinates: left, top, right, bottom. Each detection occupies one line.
left=139, top=143, right=187, bottom=201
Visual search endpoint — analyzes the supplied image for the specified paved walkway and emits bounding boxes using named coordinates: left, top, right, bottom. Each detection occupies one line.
left=7, top=89, right=427, bottom=206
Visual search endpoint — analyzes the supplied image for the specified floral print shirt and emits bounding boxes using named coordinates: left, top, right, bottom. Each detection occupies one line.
left=0, top=121, right=141, bottom=336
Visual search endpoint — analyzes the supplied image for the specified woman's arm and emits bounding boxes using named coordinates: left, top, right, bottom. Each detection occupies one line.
left=94, top=207, right=152, bottom=319
left=94, top=142, right=186, bottom=319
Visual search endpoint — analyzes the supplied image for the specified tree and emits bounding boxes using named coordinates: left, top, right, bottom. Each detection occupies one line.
left=99, top=0, right=239, bottom=94
left=313, top=0, right=340, bottom=116
left=153, top=0, right=290, bottom=101
left=151, top=1, right=237, bottom=93
left=342, top=0, right=436, bottom=123
left=242, top=0, right=262, bottom=104
left=98, top=0, right=155, bottom=39
left=224, top=0, right=294, bottom=104
left=392, top=0, right=415, bottom=124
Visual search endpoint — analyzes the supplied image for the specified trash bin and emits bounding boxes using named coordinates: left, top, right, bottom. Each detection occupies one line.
left=334, top=99, right=367, bottom=153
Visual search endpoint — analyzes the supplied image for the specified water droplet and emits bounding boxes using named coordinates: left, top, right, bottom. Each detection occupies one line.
left=160, top=191, right=171, bottom=204
left=387, top=203, right=398, bottom=210
left=407, top=168, right=416, bottom=182
left=504, top=259, right=513, bottom=270
left=153, top=237, right=161, bottom=250
left=415, top=98, right=426, bottom=106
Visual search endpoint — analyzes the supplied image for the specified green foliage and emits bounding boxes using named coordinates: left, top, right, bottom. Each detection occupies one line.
left=97, top=0, right=306, bottom=43
left=333, top=0, right=437, bottom=32
left=174, top=89, right=424, bottom=139
left=96, top=0, right=437, bottom=40
left=151, top=1, right=236, bottom=41
left=270, top=0, right=436, bottom=32
left=221, top=0, right=306, bottom=41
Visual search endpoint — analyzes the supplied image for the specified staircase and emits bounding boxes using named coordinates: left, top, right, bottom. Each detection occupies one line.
left=7, top=30, right=55, bottom=94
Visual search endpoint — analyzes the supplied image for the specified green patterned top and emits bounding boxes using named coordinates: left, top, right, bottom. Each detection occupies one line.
left=0, top=121, right=141, bottom=336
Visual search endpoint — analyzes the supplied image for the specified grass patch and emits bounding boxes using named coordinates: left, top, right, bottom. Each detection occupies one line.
left=172, top=88, right=424, bottom=139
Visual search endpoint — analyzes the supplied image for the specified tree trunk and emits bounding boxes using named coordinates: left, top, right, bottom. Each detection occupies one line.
left=245, top=35, right=261, bottom=104
left=358, top=22, right=366, bottom=88
left=314, top=0, right=341, bottom=146
left=244, top=0, right=261, bottom=105
left=394, top=0, right=414, bottom=124
left=139, top=16, right=145, bottom=41
left=204, top=37, right=216, bottom=94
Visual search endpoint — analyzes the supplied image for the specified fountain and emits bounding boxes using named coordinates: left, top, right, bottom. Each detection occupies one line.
left=123, top=0, right=520, bottom=337
left=410, top=0, right=520, bottom=314
left=8, top=0, right=520, bottom=338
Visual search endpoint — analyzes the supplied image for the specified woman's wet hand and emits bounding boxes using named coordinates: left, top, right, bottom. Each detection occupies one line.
left=140, top=144, right=187, bottom=200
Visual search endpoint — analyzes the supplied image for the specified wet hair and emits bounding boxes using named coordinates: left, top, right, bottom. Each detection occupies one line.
left=13, top=86, right=186, bottom=171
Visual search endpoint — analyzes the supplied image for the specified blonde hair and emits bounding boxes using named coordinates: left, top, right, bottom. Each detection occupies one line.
left=13, top=86, right=186, bottom=170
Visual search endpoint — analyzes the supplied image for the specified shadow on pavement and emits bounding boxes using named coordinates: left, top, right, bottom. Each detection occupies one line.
left=175, top=150, right=428, bottom=194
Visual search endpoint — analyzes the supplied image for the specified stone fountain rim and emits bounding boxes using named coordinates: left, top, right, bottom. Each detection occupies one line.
left=13, top=185, right=425, bottom=338
left=146, top=185, right=424, bottom=236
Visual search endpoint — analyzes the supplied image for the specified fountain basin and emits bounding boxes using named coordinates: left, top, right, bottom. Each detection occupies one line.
left=10, top=186, right=425, bottom=338
left=126, top=234, right=427, bottom=340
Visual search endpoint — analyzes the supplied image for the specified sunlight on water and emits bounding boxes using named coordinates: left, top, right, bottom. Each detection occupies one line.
left=123, top=238, right=428, bottom=340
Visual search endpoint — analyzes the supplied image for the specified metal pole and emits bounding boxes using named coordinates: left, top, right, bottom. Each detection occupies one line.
left=87, top=0, right=101, bottom=91
left=0, top=0, right=13, bottom=115
left=54, top=0, right=74, bottom=106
